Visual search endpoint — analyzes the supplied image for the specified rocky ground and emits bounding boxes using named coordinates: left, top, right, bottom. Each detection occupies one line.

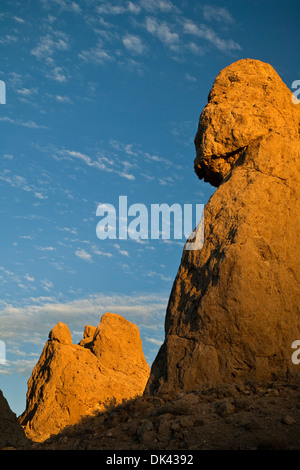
left=18, top=378, right=300, bottom=451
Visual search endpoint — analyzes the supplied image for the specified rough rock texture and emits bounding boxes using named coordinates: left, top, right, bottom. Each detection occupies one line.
left=34, top=379, right=300, bottom=450
left=146, top=59, right=300, bottom=396
left=19, top=313, right=150, bottom=442
left=194, top=58, right=300, bottom=187
left=0, top=389, right=28, bottom=449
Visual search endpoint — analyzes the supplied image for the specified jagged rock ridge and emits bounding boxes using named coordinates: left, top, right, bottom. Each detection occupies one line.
left=19, top=312, right=150, bottom=442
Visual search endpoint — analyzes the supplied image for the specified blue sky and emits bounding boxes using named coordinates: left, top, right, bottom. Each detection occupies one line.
left=0, top=0, right=299, bottom=416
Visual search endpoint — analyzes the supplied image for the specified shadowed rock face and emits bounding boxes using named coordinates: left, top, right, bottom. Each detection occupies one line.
left=19, top=313, right=150, bottom=442
left=0, top=390, right=28, bottom=449
left=146, top=59, right=300, bottom=396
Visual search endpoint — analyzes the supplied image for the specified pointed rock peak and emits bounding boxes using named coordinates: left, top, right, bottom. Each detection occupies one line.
left=48, top=322, right=72, bottom=345
left=83, top=325, right=96, bottom=339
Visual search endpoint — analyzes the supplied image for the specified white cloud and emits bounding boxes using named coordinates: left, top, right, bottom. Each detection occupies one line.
left=145, top=17, right=179, bottom=46
left=41, top=280, right=54, bottom=291
left=128, top=2, right=141, bottom=14
left=185, top=73, right=197, bottom=82
left=92, top=249, right=113, bottom=258
left=31, top=30, right=70, bottom=81
left=118, top=171, right=135, bottom=181
left=0, top=171, right=48, bottom=200
left=75, top=248, right=93, bottom=262
left=96, top=1, right=141, bottom=15
left=145, top=336, right=163, bottom=346
left=59, top=149, right=114, bottom=172
left=36, top=246, right=56, bottom=251
left=183, top=20, right=241, bottom=52
left=145, top=270, right=172, bottom=282
left=202, top=5, right=234, bottom=24
left=55, top=94, right=73, bottom=103
left=114, top=243, right=129, bottom=257
left=0, top=116, right=47, bottom=129
left=31, top=32, right=69, bottom=60
left=78, top=40, right=114, bottom=65
left=57, top=148, right=135, bottom=180
left=140, top=0, right=177, bottom=13
left=56, top=225, right=78, bottom=235
left=97, top=3, right=126, bottom=15
left=69, top=2, right=81, bottom=13
left=13, top=16, right=25, bottom=23
left=123, top=34, right=145, bottom=55
left=40, top=0, right=82, bottom=14
left=0, top=35, right=18, bottom=45
left=34, top=192, right=48, bottom=200
left=16, top=88, right=37, bottom=97
left=187, top=41, right=205, bottom=56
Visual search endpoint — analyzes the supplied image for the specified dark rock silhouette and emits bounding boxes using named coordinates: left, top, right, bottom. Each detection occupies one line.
left=0, top=389, right=28, bottom=449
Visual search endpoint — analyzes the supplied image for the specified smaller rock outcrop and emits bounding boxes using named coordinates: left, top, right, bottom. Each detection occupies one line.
left=0, top=390, right=28, bottom=449
left=19, top=313, right=150, bottom=442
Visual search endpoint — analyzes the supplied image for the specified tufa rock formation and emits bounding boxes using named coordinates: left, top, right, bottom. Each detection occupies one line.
left=146, top=59, right=300, bottom=395
left=19, top=313, right=150, bottom=442
left=0, top=389, right=28, bottom=449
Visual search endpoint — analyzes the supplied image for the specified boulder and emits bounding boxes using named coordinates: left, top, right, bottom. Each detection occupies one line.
left=146, top=59, right=300, bottom=395
left=19, top=313, right=150, bottom=442
left=48, top=321, right=72, bottom=344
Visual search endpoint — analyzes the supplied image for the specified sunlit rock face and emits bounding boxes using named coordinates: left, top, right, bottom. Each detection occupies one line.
left=194, top=59, right=300, bottom=186
left=19, top=313, right=150, bottom=442
left=146, top=59, right=300, bottom=395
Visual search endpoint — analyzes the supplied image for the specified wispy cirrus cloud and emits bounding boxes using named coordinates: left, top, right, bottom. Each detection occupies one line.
left=0, top=171, right=48, bottom=200
left=123, top=34, right=145, bottom=54
left=78, top=39, right=114, bottom=65
left=202, top=5, right=234, bottom=24
left=145, top=16, right=179, bottom=48
left=16, top=87, right=38, bottom=97
left=57, top=148, right=136, bottom=181
left=183, top=19, right=241, bottom=52
left=75, top=248, right=93, bottom=262
left=0, top=116, right=48, bottom=129
left=31, top=29, right=70, bottom=81
left=97, top=1, right=142, bottom=15
left=0, top=34, right=18, bottom=45
left=31, top=31, right=69, bottom=60
left=140, top=0, right=178, bottom=13
left=40, top=0, right=82, bottom=14
left=13, top=16, right=25, bottom=24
